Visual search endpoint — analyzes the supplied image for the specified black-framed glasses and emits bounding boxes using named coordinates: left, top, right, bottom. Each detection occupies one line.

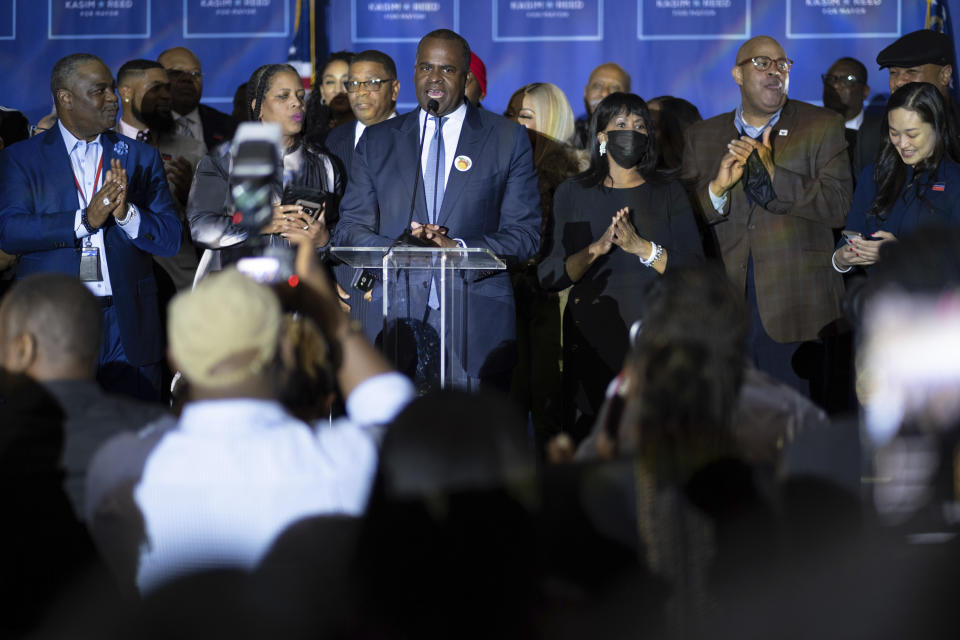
left=346, top=78, right=394, bottom=93
left=738, top=56, right=793, bottom=73
left=166, top=69, right=202, bottom=80
left=821, top=73, right=862, bottom=87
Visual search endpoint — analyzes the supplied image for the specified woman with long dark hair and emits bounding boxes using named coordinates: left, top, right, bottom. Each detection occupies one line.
left=303, top=51, right=356, bottom=144
left=538, top=92, right=703, bottom=440
left=187, top=63, right=345, bottom=278
left=833, top=82, right=960, bottom=272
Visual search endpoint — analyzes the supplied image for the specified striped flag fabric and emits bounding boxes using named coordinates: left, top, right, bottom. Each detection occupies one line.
left=287, top=0, right=328, bottom=92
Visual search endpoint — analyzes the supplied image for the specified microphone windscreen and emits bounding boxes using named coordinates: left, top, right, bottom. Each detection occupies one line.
left=427, top=99, right=440, bottom=114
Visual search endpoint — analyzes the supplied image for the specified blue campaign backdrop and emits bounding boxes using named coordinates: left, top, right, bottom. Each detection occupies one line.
left=0, top=1, right=955, bottom=125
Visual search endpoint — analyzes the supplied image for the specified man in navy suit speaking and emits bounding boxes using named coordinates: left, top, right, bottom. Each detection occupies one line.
left=334, top=29, right=540, bottom=391
left=0, top=53, right=181, bottom=401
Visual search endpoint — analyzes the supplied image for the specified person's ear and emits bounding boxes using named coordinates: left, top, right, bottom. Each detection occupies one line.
left=5, top=332, right=37, bottom=374
left=862, top=83, right=871, bottom=102
left=249, top=98, right=257, bottom=118
left=118, top=85, right=133, bottom=105
left=56, top=89, right=72, bottom=111
left=391, top=80, right=400, bottom=103
left=732, top=64, right=744, bottom=87
left=939, top=64, right=953, bottom=92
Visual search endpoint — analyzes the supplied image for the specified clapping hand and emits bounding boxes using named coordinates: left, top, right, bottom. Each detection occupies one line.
left=589, top=213, right=617, bottom=258
left=87, top=159, right=127, bottom=228
left=165, top=156, right=194, bottom=206
left=610, top=207, right=651, bottom=257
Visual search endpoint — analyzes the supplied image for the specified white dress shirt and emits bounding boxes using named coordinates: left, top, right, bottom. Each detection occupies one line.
left=419, top=101, right=467, bottom=193
left=117, top=119, right=146, bottom=142
left=61, top=121, right=141, bottom=297
left=133, top=371, right=414, bottom=593
left=845, top=109, right=865, bottom=131
left=416, top=102, right=469, bottom=249
left=174, top=107, right=207, bottom=153
left=354, top=111, right=397, bottom=147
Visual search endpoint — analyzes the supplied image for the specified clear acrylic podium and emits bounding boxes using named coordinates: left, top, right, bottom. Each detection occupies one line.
left=330, top=246, right=506, bottom=390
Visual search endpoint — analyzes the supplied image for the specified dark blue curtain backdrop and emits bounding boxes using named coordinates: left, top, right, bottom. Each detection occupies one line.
left=0, top=1, right=954, bottom=125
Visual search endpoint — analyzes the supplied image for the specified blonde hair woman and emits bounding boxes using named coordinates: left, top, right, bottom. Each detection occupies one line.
left=506, top=82, right=576, bottom=144
left=504, top=82, right=584, bottom=450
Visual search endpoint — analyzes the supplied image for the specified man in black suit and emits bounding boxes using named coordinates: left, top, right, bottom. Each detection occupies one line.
left=853, top=29, right=960, bottom=178
left=157, top=46, right=237, bottom=152
left=821, top=56, right=881, bottom=183
left=0, top=273, right=166, bottom=520
left=326, top=50, right=401, bottom=329
left=325, top=49, right=400, bottom=180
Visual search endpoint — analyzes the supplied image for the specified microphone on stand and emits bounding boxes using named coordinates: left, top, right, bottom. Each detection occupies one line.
left=394, top=98, right=440, bottom=247
left=354, top=100, right=439, bottom=293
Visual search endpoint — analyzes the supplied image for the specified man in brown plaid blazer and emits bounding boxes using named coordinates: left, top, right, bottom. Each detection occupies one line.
left=681, top=35, right=852, bottom=394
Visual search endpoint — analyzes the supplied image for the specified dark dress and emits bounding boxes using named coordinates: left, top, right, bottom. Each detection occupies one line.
left=538, top=177, right=703, bottom=437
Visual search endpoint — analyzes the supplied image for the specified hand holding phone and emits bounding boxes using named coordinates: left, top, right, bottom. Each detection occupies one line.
left=843, top=229, right=881, bottom=242
left=295, top=199, right=324, bottom=221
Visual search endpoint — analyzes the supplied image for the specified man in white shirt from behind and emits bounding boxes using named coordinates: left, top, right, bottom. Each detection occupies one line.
left=133, top=238, right=414, bottom=593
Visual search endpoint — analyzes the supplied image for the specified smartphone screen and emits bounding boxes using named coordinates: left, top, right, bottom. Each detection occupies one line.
left=235, top=256, right=281, bottom=283
left=295, top=199, right=323, bottom=220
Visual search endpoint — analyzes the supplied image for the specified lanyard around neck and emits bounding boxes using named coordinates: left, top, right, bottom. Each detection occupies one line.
left=72, top=153, right=104, bottom=209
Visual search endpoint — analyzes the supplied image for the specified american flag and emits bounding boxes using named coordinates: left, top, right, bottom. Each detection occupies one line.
left=926, top=0, right=952, bottom=33
left=926, top=1, right=956, bottom=97
left=288, top=0, right=329, bottom=93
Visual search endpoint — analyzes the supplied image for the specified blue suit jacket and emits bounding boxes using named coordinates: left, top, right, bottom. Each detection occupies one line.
left=334, top=104, right=540, bottom=375
left=325, top=121, right=356, bottom=181
left=0, top=128, right=182, bottom=366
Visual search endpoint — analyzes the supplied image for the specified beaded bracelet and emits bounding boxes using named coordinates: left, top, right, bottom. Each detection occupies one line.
left=640, top=242, right=663, bottom=267
left=80, top=208, right=97, bottom=234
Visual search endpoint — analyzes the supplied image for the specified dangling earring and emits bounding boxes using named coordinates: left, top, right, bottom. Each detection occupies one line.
left=599, top=140, right=607, bottom=156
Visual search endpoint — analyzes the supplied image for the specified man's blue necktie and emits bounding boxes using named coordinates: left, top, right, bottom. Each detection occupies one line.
left=423, top=115, right=448, bottom=309
left=424, top=115, right=447, bottom=224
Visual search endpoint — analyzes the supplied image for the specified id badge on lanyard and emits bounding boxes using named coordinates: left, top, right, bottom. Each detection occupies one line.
left=75, top=154, right=104, bottom=282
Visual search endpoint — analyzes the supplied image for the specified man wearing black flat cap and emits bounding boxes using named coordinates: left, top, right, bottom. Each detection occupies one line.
left=853, top=29, right=960, bottom=177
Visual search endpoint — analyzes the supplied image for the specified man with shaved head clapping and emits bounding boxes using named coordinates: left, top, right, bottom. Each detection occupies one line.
left=681, top=36, right=852, bottom=398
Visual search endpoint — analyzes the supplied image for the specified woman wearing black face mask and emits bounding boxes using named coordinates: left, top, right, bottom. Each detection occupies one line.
left=538, top=92, right=704, bottom=441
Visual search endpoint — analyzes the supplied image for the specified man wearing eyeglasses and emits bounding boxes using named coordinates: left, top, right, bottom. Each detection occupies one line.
left=326, top=50, right=400, bottom=334
left=157, top=47, right=237, bottom=153
left=681, top=35, right=852, bottom=398
left=822, top=57, right=875, bottom=178
left=325, top=49, right=400, bottom=180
